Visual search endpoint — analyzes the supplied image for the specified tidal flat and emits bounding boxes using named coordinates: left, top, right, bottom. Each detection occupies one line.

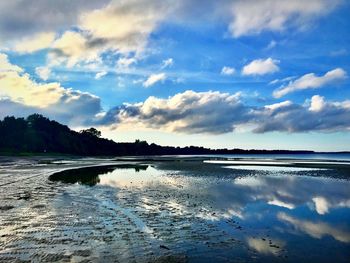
left=0, top=156, right=349, bottom=262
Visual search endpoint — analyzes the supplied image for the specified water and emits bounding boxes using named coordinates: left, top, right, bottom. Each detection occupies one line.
left=181, top=153, right=350, bottom=161
left=0, top=158, right=349, bottom=262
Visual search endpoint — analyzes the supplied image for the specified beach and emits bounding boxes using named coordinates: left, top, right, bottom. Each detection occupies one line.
left=0, top=156, right=349, bottom=262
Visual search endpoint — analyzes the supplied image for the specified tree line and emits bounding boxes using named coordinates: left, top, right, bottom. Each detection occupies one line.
left=0, top=114, right=316, bottom=156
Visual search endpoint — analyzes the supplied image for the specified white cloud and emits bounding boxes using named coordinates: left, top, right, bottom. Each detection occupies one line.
left=50, top=31, right=101, bottom=68
left=228, top=0, right=343, bottom=37
left=13, top=32, right=55, bottom=53
left=99, top=90, right=247, bottom=134
left=242, top=58, right=280, bottom=76
left=95, top=89, right=350, bottom=134
left=278, top=212, right=350, bottom=243
left=0, top=0, right=343, bottom=60
left=143, top=73, right=166, bottom=87
left=0, top=53, right=23, bottom=72
left=265, top=100, right=293, bottom=111
left=254, top=95, right=350, bottom=133
left=95, top=71, right=107, bottom=80
left=161, top=58, right=174, bottom=69
left=0, top=70, right=96, bottom=109
left=0, top=52, right=102, bottom=126
left=5, top=1, right=172, bottom=70
left=269, top=76, right=297, bottom=85
left=39, top=0, right=173, bottom=69
left=312, top=196, right=329, bottom=215
left=1, top=0, right=343, bottom=75
left=268, top=199, right=295, bottom=209
left=247, top=237, right=285, bottom=255
left=78, top=0, right=171, bottom=54
left=312, top=196, right=350, bottom=215
left=221, top=66, right=235, bottom=76
left=117, top=57, right=137, bottom=69
left=309, top=95, right=326, bottom=112
left=35, top=66, right=51, bottom=81
left=273, top=68, right=347, bottom=98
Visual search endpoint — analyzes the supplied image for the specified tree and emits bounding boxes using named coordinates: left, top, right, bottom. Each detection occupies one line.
left=80, top=127, right=102, bottom=138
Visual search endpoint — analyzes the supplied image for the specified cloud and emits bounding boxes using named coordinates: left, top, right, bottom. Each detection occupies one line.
left=266, top=40, right=277, bottom=49
left=50, top=31, right=101, bottom=68
left=2, top=52, right=350, bottom=135
left=35, top=66, right=51, bottom=81
left=143, top=73, right=166, bottom=87
left=95, top=71, right=107, bottom=80
left=278, top=212, right=350, bottom=243
left=13, top=32, right=55, bottom=53
left=0, top=98, right=39, bottom=120
left=98, top=91, right=350, bottom=134
left=98, top=90, right=248, bottom=134
left=254, top=95, right=350, bottom=133
left=0, top=52, right=102, bottom=126
left=247, top=237, right=285, bottom=255
left=242, top=58, right=279, bottom=76
left=268, top=199, right=295, bottom=209
left=309, top=95, right=326, bottom=112
left=0, top=1, right=109, bottom=40
left=221, top=66, right=235, bottom=76
left=0, top=53, right=23, bottom=72
left=161, top=58, right=174, bottom=69
left=1, top=0, right=343, bottom=73
left=264, top=100, right=293, bottom=111
left=312, top=196, right=329, bottom=215
left=4, top=1, right=171, bottom=69
left=0, top=69, right=100, bottom=111
left=117, top=57, right=137, bottom=69
left=79, top=0, right=171, bottom=54
left=39, top=0, right=173, bottom=69
left=312, top=196, right=350, bottom=215
left=273, top=68, right=347, bottom=98
left=228, top=0, right=343, bottom=37
left=269, top=76, right=297, bottom=85
left=0, top=0, right=343, bottom=59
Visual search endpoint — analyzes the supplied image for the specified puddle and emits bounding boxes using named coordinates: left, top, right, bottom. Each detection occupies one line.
left=224, top=165, right=328, bottom=171
left=48, top=164, right=150, bottom=186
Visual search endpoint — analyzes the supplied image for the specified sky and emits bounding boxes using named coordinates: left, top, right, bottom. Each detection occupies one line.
left=0, top=0, right=350, bottom=151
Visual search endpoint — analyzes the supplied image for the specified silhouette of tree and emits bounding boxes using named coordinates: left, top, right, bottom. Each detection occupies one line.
left=0, top=114, right=316, bottom=156
left=80, top=128, right=102, bottom=137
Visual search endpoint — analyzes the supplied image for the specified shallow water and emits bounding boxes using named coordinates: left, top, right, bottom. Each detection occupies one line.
left=0, top=159, right=350, bottom=262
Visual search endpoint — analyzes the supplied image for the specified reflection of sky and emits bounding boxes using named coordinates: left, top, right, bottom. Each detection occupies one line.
left=98, top=166, right=184, bottom=190
left=225, top=165, right=328, bottom=171
left=98, top=166, right=163, bottom=188
left=231, top=175, right=350, bottom=244
left=95, top=166, right=350, bottom=243
left=52, top=164, right=350, bottom=261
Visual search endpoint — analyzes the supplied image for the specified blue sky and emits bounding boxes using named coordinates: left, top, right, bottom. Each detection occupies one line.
left=0, top=0, right=350, bottom=151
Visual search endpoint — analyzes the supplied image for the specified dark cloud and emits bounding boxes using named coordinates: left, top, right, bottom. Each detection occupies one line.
left=0, top=93, right=102, bottom=127
left=0, top=99, right=38, bottom=119
left=0, top=1, right=109, bottom=39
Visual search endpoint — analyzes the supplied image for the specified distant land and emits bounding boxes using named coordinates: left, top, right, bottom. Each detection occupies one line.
left=0, top=114, right=348, bottom=156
